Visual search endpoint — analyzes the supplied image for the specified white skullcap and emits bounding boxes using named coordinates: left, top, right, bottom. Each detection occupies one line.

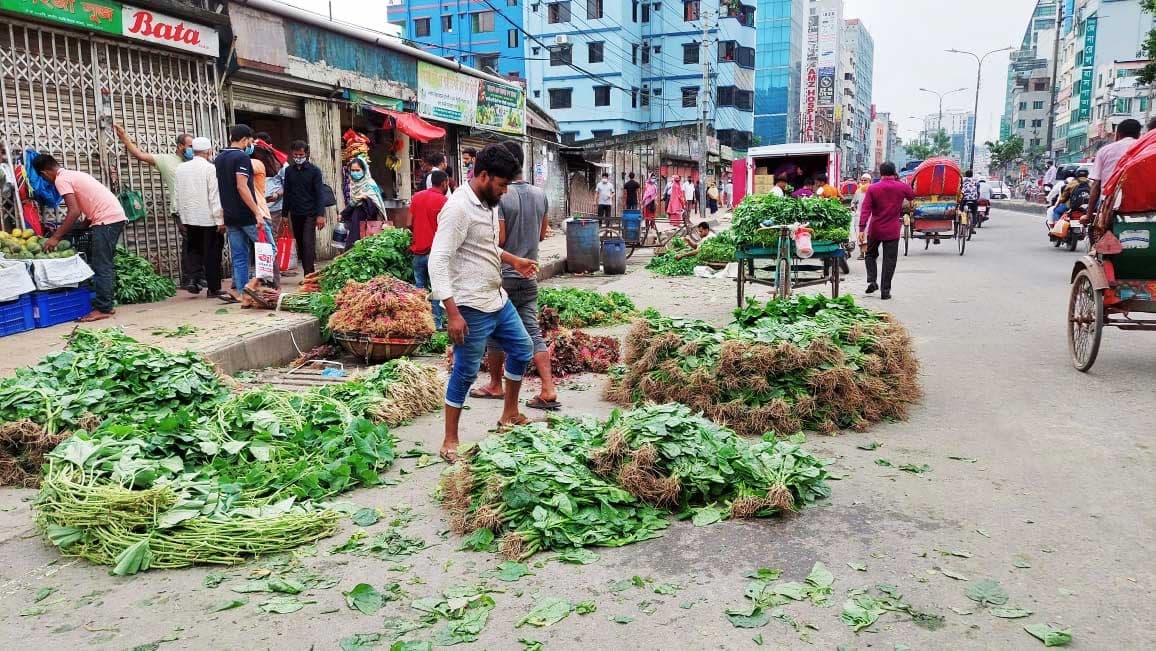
left=192, top=137, right=213, bottom=152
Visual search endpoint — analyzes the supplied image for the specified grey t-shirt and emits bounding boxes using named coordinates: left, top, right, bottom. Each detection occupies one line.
left=499, top=181, right=549, bottom=278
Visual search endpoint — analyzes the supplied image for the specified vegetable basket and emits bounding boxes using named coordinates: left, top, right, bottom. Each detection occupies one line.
left=334, top=332, right=422, bottom=363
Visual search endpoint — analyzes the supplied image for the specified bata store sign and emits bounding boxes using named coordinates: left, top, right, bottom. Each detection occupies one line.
left=0, top=1, right=217, bottom=57
left=122, top=6, right=219, bottom=57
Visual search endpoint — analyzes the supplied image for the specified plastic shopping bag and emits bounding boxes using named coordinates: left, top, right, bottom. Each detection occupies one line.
left=255, top=224, right=276, bottom=281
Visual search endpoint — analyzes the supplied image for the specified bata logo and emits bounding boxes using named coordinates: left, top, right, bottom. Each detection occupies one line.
left=127, top=11, right=203, bottom=47
left=121, top=6, right=220, bottom=56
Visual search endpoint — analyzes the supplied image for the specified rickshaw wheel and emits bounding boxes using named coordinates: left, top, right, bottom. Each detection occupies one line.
left=1068, top=270, right=1103, bottom=372
left=903, top=224, right=911, bottom=256
left=957, top=222, right=967, bottom=256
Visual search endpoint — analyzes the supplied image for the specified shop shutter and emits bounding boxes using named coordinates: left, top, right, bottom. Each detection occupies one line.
left=0, top=22, right=223, bottom=280
left=229, top=82, right=303, bottom=119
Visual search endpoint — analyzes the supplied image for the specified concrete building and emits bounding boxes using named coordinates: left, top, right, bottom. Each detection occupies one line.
left=922, top=110, right=977, bottom=165
left=1053, top=0, right=1155, bottom=163
left=386, top=1, right=527, bottom=79
left=840, top=17, right=874, bottom=177
left=1001, top=1, right=1059, bottom=142
left=754, top=0, right=805, bottom=146
left=523, top=0, right=756, bottom=150
left=1090, top=59, right=1153, bottom=149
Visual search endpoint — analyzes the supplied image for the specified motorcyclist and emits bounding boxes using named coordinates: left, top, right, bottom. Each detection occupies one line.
left=1051, top=170, right=1091, bottom=226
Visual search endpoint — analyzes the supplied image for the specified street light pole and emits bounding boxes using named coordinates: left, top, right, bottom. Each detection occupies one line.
left=918, top=87, right=968, bottom=155
left=947, top=47, right=1014, bottom=171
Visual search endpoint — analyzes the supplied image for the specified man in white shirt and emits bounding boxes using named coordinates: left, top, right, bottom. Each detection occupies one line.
left=1090, top=119, right=1141, bottom=230
left=174, top=137, right=225, bottom=298
left=428, top=144, right=539, bottom=463
left=682, top=177, right=696, bottom=213
left=595, top=173, right=615, bottom=222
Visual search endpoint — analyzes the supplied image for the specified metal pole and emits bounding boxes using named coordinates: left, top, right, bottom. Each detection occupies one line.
left=698, top=11, right=711, bottom=221
left=970, top=62, right=981, bottom=170
left=1045, top=0, right=1063, bottom=156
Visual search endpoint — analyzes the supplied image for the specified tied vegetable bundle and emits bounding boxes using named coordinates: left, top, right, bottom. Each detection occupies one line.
left=316, top=229, right=415, bottom=292
left=732, top=195, right=851, bottom=247
left=589, top=404, right=830, bottom=515
left=328, top=276, right=435, bottom=340
left=538, top=307, right=620, bottom=376
left=34, top=357, right=444, bottom=573
left=536, top=288, right=637, bottom=328
left=696, top=230, right=737, bottom=264
left=439, top=405, right=832, bottom=559
left=114, top=247, right=177, bottom=304
left=605, top=295, right=921, bottom=437
left=646, top=238, right=698, bottom=277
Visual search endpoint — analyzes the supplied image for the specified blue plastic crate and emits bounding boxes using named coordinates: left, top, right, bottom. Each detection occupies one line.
left=0, top=294, right=36, bottom=337
left=33, top=287, right=93, bottom=328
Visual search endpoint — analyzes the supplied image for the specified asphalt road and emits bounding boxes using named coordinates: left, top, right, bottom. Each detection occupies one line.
left=0, top=207, right=1152, bottom=650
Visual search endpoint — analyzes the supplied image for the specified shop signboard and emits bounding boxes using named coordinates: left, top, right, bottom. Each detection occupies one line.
left=417, top=61, right=479, bottom=126
left=817, top=67, right=835, bottom=106
left=0, top=0, right=121, bottom=33
left=1077, top=68, right=1093, bottom=122
left=476, top=80, right=525, bottom=135
left=1, top=0, right=218, bottom=56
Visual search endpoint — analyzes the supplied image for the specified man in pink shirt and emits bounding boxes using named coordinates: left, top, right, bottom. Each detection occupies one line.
left=33, top=154, right=128, bottom=322
left=1089, top=119, right=1141, bottom=227
left=858, top=161, right=915, bottom=300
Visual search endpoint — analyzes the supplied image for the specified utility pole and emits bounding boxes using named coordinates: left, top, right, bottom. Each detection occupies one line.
left=698, top=10, right=713, bottom=221
left=919, top=87, right=967, bottom=155
left=947, top=47, right=1014, bottom=171
left=1045, top=1, right=1063, bottom=157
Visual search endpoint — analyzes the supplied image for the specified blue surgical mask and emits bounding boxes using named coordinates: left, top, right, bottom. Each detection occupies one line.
left=350, top=171, right=365, bottom=181
left=182, top=148, right=194, bottom=161
left=244, top=144, right=255, bottom=156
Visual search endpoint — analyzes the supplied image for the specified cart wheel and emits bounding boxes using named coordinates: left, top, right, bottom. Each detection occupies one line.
left=830, top=256, right=841, bottom=298
left=775, top=257, right=791, bottom=300
left=1068, top=269, right=1103, bottom=372
left=736, top=258, right=746, bottom=307
left=903, top=225, right=910, bottom=256
left=924, top=236, right=931, bottom=250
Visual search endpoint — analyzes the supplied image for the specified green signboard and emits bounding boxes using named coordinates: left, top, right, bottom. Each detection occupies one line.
left=476, top=80, right=525, bottom=135
left=1077, top=68, right=1093, bottom=122
left=0, top=0, right=122, bottom=34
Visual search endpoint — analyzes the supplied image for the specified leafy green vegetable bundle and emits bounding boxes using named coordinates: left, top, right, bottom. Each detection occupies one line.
left=731, top=195, right=852, bottom=247
left=696, top=230, right=737, bottom=263
left=645, top=238, right=698, bottom=277
left=319, top=228, right=415, bottom=292
left=35, top=357, right=443, bottom=573
left=536, top=287, right=637, bottom=328
left=589, top=404, right=831, bottom=516
left=605, top=295, right=920, bottom=436
left=114, top=247, right=177, bottom=304
left=440, top=405, right=833, bottom=559
left=440, top=418, right=670, bottom=559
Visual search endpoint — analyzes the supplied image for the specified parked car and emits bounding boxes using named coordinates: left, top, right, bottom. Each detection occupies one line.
left=987, top=181, right=1009, bottom=199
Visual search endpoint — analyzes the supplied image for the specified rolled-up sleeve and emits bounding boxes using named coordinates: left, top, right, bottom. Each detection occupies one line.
left=428, top=204, right=467, bottom=303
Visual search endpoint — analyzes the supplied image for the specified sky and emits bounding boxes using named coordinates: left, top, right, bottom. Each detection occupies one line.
left=844, top=0, right=1041, bottom=145
left=277, top=0, right=397, bottom=34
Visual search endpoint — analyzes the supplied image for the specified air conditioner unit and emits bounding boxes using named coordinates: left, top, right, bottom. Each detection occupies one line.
left=554, top=34, right=569, bottom=46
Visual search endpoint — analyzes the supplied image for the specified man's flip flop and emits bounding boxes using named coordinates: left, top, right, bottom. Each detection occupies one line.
left=496, top=413, right=533, bottom=432
left=469, top=388, right=504, bottom=400
left=526, top=397, right=561, bottom=411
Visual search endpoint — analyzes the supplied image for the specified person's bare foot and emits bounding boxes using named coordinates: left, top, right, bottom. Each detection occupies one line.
left=76, top=310, right=113, bottom=323
left=439, top=445, right=459, bottom=464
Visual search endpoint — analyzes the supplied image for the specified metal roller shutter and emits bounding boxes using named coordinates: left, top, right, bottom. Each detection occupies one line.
left=0, top=21, right=223, bottom=280
left=228, top=82, right=303, bottom=119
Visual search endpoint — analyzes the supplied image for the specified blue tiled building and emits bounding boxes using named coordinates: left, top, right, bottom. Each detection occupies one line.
left=387, top=0, right=528, bottom=79
left=754, top=0, right=803, bottom=145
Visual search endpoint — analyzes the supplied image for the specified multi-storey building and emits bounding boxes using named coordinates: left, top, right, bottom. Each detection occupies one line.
left=754, top=0, right=804, bottom=146
left=801, top=0, right=843, bottom=143
left=521, top=0, right=755, bottom=150
left=840, top=17, right=874, bottom=177
left=1001, top=1, right=1058, bottom=142
left=387, top=1, right=527, bottom=79
left=1090, top=59, right=1153, bottom=148
left=923, top=110, right=976, bottom=165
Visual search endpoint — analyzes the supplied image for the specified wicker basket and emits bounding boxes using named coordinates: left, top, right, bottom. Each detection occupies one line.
left=333, top=332, right=422, bottom=363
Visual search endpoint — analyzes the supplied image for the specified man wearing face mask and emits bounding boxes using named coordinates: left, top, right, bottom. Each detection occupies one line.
left=114, top=124, right=201, bottom=290
left=428, top=143, right=538, bottom=464
left=213, top=124, right=264, bottom=303
left=282, top=140, right=325, bottom=276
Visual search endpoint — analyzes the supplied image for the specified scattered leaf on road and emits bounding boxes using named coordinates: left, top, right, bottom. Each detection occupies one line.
left=516, top=597, right=573, bottom=628
left=34, top=588, right=57, bottom=603
left=990, top=607, right=1033, bottom=619
left=1024, top=623, right=1073, bottom=647
left=934, top=548, right=973, bottom=558
left=950, top=607, right=974, bottom=615
left=940, top=569, right=970, bottom=581
left=691, top=505, right=724, bottom=527
left=847, top=562, right=867, bottom=572
left=343, top=584, right=387, bottom=615
left=611, top=615, right=634, bottom=624
left=857, top=441, right=881, bottom=450
left=575, top=600, right=597, bottom=615
left=976, top=529, right=991, bottom=538
left=726, top=605, right=769, bottom=628
left=947, top=456, right=977, bottom=463
left=653, top=583, right=680, bottom=595
left=551, top=548, right=599, bottom=565
left=493, top=561, right=532, bottom=582
left=210, top=598, right=248, bottom=612
left=1013, top=558, right=1032, bottom=569
left=351, top=508, right=380, bottom=527
left=874, top=458, right=893, bottom=467
left=257, top=596, right=309, bottom=614
left=899, top=463, right=931, bottom=475
left=966, top=579, right=1009, bottom=606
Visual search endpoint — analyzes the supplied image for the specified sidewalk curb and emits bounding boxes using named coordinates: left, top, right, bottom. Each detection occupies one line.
left=201, top=317, right=322, bottom=375
left=993, top=200, right=1048, bottom=215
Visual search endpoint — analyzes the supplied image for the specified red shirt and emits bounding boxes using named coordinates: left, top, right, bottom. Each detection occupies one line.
left=409, top=188, right=448, bottom=254
left=859, top=178, right=915, bottom=242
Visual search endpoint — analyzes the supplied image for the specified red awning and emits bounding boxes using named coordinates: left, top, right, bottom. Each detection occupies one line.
left=369, top=107, right=446, bottom=143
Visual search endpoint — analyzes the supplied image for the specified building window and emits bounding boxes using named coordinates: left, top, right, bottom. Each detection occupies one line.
left=642, top=45, right=651, bottom=64
left=632, top=44, right=638, bottom=64
left=684, top=1, right=700, bottom=21
left=587, top=0, right=603, bottom=20
left=718, top=41, right=737, bottom=62
left=1031, top=118, right=1043, bottom=127
left=631, top=87, right=639, bottom=108
left=1017, top=119, right=1026, bottom=128
left=683, top=42, right=699, bottom=64
left=642, top=2, right=650, bottom=22
left=1032, top=100, right=1044, bottom=110
left=476, top=54, right=499, bottom=72
left=1033, top=80, right=1047, bottom=92
left=561, top=132, right=579, bottom=145
left=653, top=87, right=662, bottom=96
left=737, top=46, right=755, bottom=68
left=472, top=11, right=495, bottom=33
left=550, top=44, right=573, bottom=66
left=508, top=0, right=517, bottom=4
left=1031, top=138, right=1041, bottom=146
left=632, top=1, right=639, bottom=22
left=549, top=88, right=573, bottom=109
left=1018, top=101, right=1027, bottom=110
left=441, top=15, right=453, bottom=32
left=682, top=86, right=698, bottom=108
left=736, top=90, right=753, bottom=112
left=594, top=85, right=611, bottom=106
left=641, top=89, right=650, bottom=107
left=548, top=2, right=571, bottom=24
left=508, top=29, right=519, bottom=48
left=588, top=41, right=604, bottom=63
left=414, top=18, right=431, bottom=37
left=717, top=86, right=735, bottom=107
left=591, top=129, right=613, bottom=139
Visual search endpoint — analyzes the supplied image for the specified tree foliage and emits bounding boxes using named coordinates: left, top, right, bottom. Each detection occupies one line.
left=985, top=136, right=1024, bottom=177
left=1141, top=1, right=1156, bottom=85
left=904, top=129, right=953, bottom=160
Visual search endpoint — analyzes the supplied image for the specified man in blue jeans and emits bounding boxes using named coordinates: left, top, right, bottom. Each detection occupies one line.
left=429, top=144, right=538, bottom=463
left=213, top=124, right=265, bottom=303
left=410, top=170, right=450, bottom=328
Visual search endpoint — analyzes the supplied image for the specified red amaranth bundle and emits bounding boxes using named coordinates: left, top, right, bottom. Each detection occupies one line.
left=328, top=276, right=435, bottom=339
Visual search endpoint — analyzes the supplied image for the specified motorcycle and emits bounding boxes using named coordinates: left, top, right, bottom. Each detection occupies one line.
left=977, top=198, right=990, bottom=226
left=1048, top=207, right=1087, bottom=251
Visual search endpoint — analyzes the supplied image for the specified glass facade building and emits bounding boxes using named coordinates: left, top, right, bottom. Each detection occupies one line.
left=754, top=0, right=804, bottom=145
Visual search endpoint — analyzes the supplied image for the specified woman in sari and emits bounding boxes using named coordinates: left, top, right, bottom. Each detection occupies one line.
left=343, top=157, right=387, bottom=250
left=642, top=175, right=659, bottom=226
left=666, top=174, right=686, bottom=226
